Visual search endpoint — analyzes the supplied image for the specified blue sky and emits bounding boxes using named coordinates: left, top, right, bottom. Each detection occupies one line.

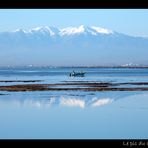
left=0, top=9, right=148, bottom=37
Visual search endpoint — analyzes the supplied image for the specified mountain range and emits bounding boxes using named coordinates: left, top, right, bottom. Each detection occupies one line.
left=0, top=25, right=148, bottom=66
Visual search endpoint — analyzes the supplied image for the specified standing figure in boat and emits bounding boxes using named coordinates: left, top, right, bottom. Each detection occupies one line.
left=69, top=70, right=85, bottom=77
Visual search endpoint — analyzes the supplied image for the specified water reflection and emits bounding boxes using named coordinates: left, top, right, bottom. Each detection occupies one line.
left=0, top=91, right=148, bottom=139
left=0, top=91, right=147, bottom=108
left=0, top=96, right=113, bottom=108
left=60, top=97, right=85, bottom=108
left=91, top=98, right=113, bottom=107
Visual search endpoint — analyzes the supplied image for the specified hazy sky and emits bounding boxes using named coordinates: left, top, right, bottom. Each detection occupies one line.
left=0, top=9, right=148, bottom=37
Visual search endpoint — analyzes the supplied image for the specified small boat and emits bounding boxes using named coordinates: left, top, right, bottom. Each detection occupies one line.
left=69, top=71, right=85, bottom=77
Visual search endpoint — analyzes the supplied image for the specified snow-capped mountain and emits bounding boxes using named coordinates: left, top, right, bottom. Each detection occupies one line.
left=0, top=25, right=148, bottom=66
left=60, top=25, right=113, bottom=36
left=11, top=25, right=113, bottom=36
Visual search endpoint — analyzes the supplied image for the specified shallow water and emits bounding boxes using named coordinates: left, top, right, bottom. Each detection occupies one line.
left=0, top=67, right=148, bottom=139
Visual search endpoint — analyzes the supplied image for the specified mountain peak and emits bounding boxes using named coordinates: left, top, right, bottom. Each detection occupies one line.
left=60, top=25, right=85, bottom=36
left=59, top=25, right=113, bottom=36
left=29, top=26, right=60, bottom=36
left=91, top=26, right=113, bottom=34
left=9, top=25, right=113, bottom=36
left=13, top=29, right=27, bottom=33
left=0, top=25, right=148, bottom=66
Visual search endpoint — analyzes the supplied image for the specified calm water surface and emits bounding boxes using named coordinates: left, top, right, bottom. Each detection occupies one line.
left=0, top=67, right=148, bottom=139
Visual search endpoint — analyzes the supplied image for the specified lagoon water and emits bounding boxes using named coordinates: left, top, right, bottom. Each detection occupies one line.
left=0, top=67, right=148, bottom=139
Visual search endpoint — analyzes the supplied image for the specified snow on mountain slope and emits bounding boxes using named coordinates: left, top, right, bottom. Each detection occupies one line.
left=60, top=25, right=113, bottom=36
left=9, top=25, right=114, bottom=36
left=0, top=25, right=148, bottom=66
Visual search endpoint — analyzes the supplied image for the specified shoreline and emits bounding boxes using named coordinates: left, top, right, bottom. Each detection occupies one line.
left=0, top=80, right=42, bottom=83
left=0, top=81, right=148, bottom=92
left=1, top=66, right=148, bottom=69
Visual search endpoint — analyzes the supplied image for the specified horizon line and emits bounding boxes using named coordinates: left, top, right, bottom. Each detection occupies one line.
left=1, top=65, right=148, bottom=68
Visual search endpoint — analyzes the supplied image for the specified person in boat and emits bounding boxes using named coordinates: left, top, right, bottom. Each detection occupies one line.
left=69, top=70, right=75, bottom=76
left=69, top=70, right=85, bottom=77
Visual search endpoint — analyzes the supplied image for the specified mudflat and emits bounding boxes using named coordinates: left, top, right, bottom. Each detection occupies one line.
left=0, top=81, right=148, bottom=92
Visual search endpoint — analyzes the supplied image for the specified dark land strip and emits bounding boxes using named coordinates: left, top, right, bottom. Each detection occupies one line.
left=0, top=82, right=148, bottom=92
left=0, top=80, right=42, bottom=83
left=0, top=94, right=8, bottom=95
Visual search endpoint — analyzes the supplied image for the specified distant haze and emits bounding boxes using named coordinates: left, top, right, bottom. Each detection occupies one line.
left=0, top=25, right=148, bottom=67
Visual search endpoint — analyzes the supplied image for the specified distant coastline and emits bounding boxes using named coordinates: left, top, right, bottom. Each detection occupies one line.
left=1, top=65, right=148, bottom=68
